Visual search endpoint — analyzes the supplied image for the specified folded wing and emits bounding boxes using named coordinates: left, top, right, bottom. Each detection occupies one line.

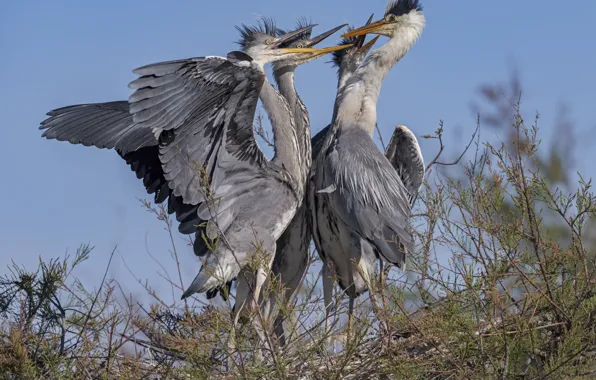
left=385, top=125, right=425, bottom=207
left=318, top=128, right=414, bottom=267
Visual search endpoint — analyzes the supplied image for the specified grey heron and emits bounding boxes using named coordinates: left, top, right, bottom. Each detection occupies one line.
left=309, top=0, right=426, bottom=331
left=261, top=16, right=380, bottom=346
left=204, top=20, right=349, bottom=303
left=39, top=20, right=349, bottom=355
left=129, top=22, right=349, bottom=361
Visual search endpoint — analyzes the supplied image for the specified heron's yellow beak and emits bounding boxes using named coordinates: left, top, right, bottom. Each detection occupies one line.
left=361, top=35, right=380, bottom=51
left=272, top=24, right=318, bottom=48
left=279, top=44, right=353, bottom=55
left=342, top=20, right=392, bottom=38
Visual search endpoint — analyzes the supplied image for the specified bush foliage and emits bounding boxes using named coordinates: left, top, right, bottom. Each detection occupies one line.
left=2, top=78, right=595, bottom=379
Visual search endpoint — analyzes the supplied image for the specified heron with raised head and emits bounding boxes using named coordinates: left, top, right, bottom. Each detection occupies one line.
left=260, top=15, right=380, bottom=346
left=309, top=0, right=426, bottom=332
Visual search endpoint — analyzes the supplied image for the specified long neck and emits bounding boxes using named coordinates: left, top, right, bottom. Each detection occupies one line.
left=329, top=57, right=361, bottom=123
left=337, top=59, right=359, bottom=90
left=259, top=78, right=304, bottom=193
left=273, top=65, right=312, bottom=183
left=334, top=19, right=424, bottom=138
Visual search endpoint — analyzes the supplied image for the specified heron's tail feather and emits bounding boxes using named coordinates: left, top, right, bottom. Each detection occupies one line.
left=365, top=223, right=412, bottom=270
left=181, top=260, right=237, bottom=299
left=181, top=270, right=213, bottom=299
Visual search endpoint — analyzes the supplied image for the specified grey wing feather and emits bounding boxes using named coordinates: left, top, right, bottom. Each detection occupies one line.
left=385, top=125, right=425, bottom=207
left=127, top=55, right=268, bottom=206
left=40, top=101, right=156, bottom=155
left=40, top=101, right=201, bottom=234
left=320, top=128, right=414, bottom=267
left=119, top=146, right=200, bottom=234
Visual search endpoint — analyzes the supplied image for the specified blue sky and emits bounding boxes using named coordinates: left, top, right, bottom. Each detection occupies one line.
left=1, top=0, right=595, bottom=303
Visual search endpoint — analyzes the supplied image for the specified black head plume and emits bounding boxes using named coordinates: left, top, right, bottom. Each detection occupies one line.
left=385, top=0, right=423, bottom=17
left=235, top=16, right=278, bottom=49
left=331, top=14, right=374, bottom=68
left=331, top=26, right=357, bottom=68
left=276, top=17, right=315, bottom=42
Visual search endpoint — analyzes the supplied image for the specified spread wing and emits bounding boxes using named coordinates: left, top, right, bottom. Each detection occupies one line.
left=119, top=146, right=200, bottom=234
left=39, top=101, right=200, bottom=232
left=385, top=125, right=425, bottom=206
left=40, top=101, right=155, bottom=155
left=318, top=128, right=414, bottom=267
left=127, top=53, right=268, bottom=207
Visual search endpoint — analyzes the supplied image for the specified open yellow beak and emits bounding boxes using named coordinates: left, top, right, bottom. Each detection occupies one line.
left=342, top=20, right=391, bottom=38
left=361, top=35, right=380, bottom=51
left=279, top=44, right=353, bottom=55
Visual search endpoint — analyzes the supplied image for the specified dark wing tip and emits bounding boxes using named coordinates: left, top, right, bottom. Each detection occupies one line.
left=227, top=50, right=254, bottom=64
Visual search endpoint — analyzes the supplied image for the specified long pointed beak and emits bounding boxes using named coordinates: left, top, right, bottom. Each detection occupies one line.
left=279, top=44, right=352, bottom=56
left=354, top=14, right=375, bottom=48
left=342, top=19, right=391, bottom=38
left=360, top=35, right=380, bottom=53
left=307, top=24, right=348, bottom=47
left=273, top=24, right=318, bottom=47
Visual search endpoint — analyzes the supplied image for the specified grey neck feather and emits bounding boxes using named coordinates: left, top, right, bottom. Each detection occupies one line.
left=272, top=65, right=311, bottom=184
left=337, top=59, right=360, bottom=90
left=259, top=78, right=303, bottom=194
left=330, top=55, right=362, bottom=123
left=332, top=16, right=424, bottom=138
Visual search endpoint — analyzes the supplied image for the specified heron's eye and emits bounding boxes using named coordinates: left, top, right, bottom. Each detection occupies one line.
left=386, top=14, right=398, bottom=22
left=296, top=44, right=304, bottom=48
left=265, top=39, right=272, bottom=45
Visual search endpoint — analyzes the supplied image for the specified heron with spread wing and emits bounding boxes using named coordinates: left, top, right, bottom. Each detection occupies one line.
left=310, top=0, right=426, bottom=330
left=39, top=21, right=349, bottom=351
left=38, top=21, right=319, bottom=236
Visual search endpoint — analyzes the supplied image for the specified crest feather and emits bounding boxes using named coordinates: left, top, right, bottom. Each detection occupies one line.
left=331, top=26, right=358, bottom=68
left=276, top=17, right=315, bottom=40
left=385, top=0, right=423, bottom=17
left=235, top=16, right=278, bottom=49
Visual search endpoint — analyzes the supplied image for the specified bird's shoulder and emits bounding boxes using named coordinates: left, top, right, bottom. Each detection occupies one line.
left=132, top=54, right=263, bottom=89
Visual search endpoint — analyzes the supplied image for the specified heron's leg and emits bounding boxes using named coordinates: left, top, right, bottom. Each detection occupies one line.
left=251, top=238, right=276, bottom=363
left=251, top=266, right=268, bottom=363
left=348, top=293, right=355, bottom=335
left=273, top=314, right=286, bottom=347
left=322, top=264, right=335, bottom=348
left=321, top=263, right=337, bottom=355
left=228, top=299, right=246, bottom=370
left=376, top=261, right=389, bottom=336
left=228, top=269, right=253, bottom=369
left=346, top=258, right=356, bottom=340
left=265, top=282, right=286, bottom=346
left=286, top=308, right=299, bottom=345
left=359, top=241, right=386, bottom=335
